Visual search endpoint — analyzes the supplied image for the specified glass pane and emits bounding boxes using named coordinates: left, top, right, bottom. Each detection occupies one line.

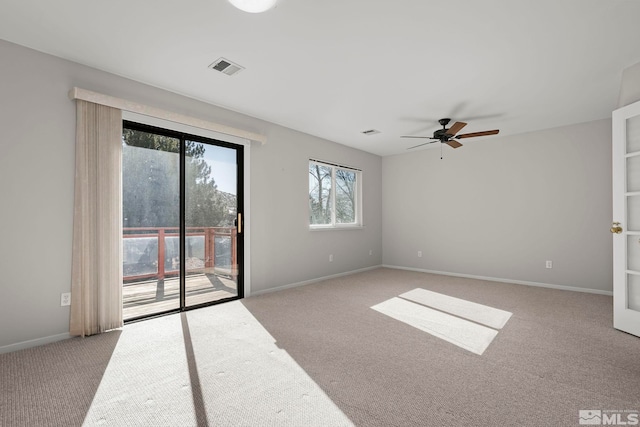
left=627, top=115, right=640, bottom=154
left=185, top=141, right=238, bottom=307
left=627, top=155, right=640, bottom=193
left=335, top=169, right=356, bottom=223
left=123, top=237, right=158, bottom=277
left=309, top=163, right=332, bottom=225
left=628, top=195, right=640, bottom=232
left=628, top=235, right=640, bottom=272
left=628, top=274, right=640, bottom=311
left=122, top=129, right=180, bottom=320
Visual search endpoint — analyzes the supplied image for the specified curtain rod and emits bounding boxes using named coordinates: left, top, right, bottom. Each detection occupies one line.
left=309, top=158, right=362, bottom=171
left=68, top=87, right=267, bottom=145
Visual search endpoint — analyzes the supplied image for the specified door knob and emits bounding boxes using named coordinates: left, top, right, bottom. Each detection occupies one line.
left=611, top=222, right=623, bottom=234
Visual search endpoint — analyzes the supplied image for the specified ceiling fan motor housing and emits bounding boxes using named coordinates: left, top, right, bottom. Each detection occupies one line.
left=434, top=128, right=451, bottom=141
left=435, top=118, right=453, bottom=140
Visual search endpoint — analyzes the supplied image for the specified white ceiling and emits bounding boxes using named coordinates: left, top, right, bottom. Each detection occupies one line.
left=1, top=0, right=639, bottom=156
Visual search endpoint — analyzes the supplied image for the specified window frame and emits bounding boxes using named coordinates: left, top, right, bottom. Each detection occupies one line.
left=308, top=159, right=363, bottom=230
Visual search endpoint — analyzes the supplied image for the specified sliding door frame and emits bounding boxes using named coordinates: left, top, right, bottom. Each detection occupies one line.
left=123, top=118, right=245, bottom=322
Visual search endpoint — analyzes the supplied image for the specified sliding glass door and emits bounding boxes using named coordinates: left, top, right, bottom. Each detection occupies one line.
left=122, top=121, right=243, bottom=321
left=184, top=141, right=240, bottom=307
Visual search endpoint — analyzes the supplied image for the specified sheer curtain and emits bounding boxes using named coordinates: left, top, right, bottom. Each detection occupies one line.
left=70, top=100, right=123, bottom=337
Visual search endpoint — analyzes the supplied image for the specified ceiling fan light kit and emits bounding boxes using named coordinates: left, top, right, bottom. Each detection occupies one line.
left=401, top=117, right=500, bottom=152
left=228, top=0, right=277, bottom=13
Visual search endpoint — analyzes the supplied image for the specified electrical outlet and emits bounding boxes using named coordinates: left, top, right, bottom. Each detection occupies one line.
left=369, top=249, right=373, bottom=256
left=329, top=254, right=333, bottom=262
left=60, top=292, right=71, bottom=306
left=546, top=260, right=553, bottom=269
left=418, top=251, right=423, bottom=258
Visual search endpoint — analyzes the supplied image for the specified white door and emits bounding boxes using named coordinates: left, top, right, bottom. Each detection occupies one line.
left=613, top=99, right=640, bottom=337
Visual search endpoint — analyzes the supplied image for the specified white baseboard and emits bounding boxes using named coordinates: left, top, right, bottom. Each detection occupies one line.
left=382, top=265, right=613, bottom=296
left=249, top=265, right=383, bottom=297
left=0, top=332, right=72, bottom=355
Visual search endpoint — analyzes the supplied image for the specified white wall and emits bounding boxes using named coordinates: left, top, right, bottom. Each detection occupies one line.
left=619, top=61, right=640, bottom=107
left=0, top=40, right=382, bottom=349
left=382, top=119, right=613, bottom=292
left=251, top=125, right=382, bottom=293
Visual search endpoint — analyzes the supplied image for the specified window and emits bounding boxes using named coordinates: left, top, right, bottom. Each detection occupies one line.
left=309, top=159, right=362, bottom=228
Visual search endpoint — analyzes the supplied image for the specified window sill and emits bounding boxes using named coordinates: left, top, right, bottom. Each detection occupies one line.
left=309, top=225, right=364, bottom=231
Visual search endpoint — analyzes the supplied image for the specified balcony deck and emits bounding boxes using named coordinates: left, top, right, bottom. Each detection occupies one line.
left=123, top=271, right=237, bottom=320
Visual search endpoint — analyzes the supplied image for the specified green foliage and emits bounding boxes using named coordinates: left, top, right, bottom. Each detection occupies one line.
left=122, top=129, right=233, bottom=229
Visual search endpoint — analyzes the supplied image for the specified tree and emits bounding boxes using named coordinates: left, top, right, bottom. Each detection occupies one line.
left=309, top=163, right=332, bottom=224
left=335, top=169, right=356, bottom=223
left=122, top=130, right=180, bottom=228
left=309, top=164, right=357, bottom=225
left=185, top=145, right=228, bottom=227
left=122, top=129, right=232, bottom=229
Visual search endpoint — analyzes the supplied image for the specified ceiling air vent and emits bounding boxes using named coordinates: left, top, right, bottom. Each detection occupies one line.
left=361, top=129, right=380, bottom=135
left=209, top=58, right=244, bottom=76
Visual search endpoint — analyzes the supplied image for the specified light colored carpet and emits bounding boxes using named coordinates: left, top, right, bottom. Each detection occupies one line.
left=0, top=330, right=121, bottom=426
left=3, top=267, right=640, bottom=426
left=84, top=301, right=352, bottom=426
left=242, top=268, right=640, bottom=426
left=2, top=302, right=352, bottom=427
left=399, top=288, right=512, bottom=329
left=372, top=296, right=499, bottom=355
left=372, top=288, right=513, bottom=355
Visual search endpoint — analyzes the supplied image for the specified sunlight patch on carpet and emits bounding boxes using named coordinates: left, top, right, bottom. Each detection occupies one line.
left=400, top=288, right=512, bottom=329
left=371, top=289, right=512, bottom=355
left=83, top=301, right=353, bottom=426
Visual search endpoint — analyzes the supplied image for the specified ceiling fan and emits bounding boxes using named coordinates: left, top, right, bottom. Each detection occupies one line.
left=402, top=118, right=499, bottom=150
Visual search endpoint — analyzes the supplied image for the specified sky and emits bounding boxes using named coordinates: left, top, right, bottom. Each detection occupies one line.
left=202, top=144, right=237, bottom=195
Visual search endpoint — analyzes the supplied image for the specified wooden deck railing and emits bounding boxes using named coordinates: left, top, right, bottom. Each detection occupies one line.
left=123, top=226, right=237, bottom=283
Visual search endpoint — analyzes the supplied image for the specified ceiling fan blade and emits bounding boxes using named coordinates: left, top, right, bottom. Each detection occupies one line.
left=407, top=140, right=437, bottom=150
left=445, top=121, right=467, bottom=136
left=445, top=140, right=463, bottom=149
left=456, top=129, right=500, bottom=139
left=401, top=135, right=437, bottom=139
